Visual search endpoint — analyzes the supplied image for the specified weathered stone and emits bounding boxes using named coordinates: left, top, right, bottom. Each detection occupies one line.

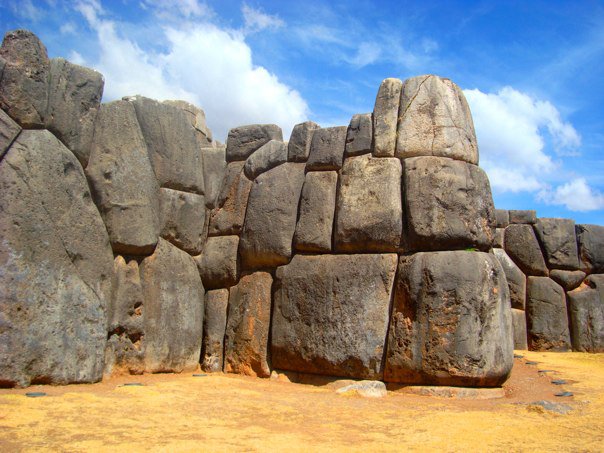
left=396, top=75, right=478, bottom=164
left=404, top=156, right=495, bottom=251
left=0, top=30, right=49, bottom=128
left=194, top=235, right=239, bottom=290
left=526, top=277, right=571, bottom=351
left=576, top=224, right=604, bottom=274
left=86, top=100, right=160, bottom=255
left=46, top=58, right=104, bottom=166
left=226, top=124, right=282, bottom=162
left=345, top=113, right=372, bottom=156
left=509, top=210, right=537, bottom=224
left=567, top=275, right=604, bottom=352
left=163, top=99, right=212, bottom=144
left=243, top=140, right=287, bottom=180
left=201, top=145, right=226, bottom=209
left=534, top=218, right=579, bottom=270
left=224, top=272, right=272, bottom=378
left=239, top=163, right=305, bottom=269
left=504, top=224, right=548, bottom=276
left=293, top=171, right=337, bottom=253
left=494, top=209, right=509, bottom=228
left=201, top=289, right=229, bottom=372
left=306, top=126, right=347, bottom=171
left=550, top=269, right=586, bottom=291
left=372, top=78, right=402, bottom=157
left=335, top=381, right=387, bottom=398
left=288, top=121, right=319, bottom=162
left=208, top=162, right=252, bottom=236
left=493, top=228, right=505, bottom=248
left=139, top=238, right=204, bottom=373
left=127, top=95, right=205, bottom=194
left=512, top=308, right=528, bottom=350
left=0, top=108, right=20, bottom=160
left=335, top=155, right=402, bottom=252
left=0, top=130, right=113, bottom=387
left=493, top=248, right=526, bottom=310
left=272, top=254, right=397, bottom=380
left=384, top=251, right=513, bottom=387
left=159, top=188, right=206, bottom=255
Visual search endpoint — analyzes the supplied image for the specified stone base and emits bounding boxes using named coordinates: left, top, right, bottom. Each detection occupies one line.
left=391, top=385, right=505, bottom=399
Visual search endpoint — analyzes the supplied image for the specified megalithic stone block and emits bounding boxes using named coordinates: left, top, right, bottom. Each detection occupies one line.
left=567, top=275, right=604, bottom=352
left=503, top=224, right=548, bottom=276
left=288, top=121, right=320, bottom=162
left=226, top=124, right=283, bottom=162
left=493, top=248, right=527, bottom=310
left=306, top=126, right=347, bottom=171
left=576, top=224, right=604, bottom=274
left=201, top=289, right=229, bottom=372
left=345, top=113, right=372, bottom=157
left=244, top=139, right=287, bottom=180
left=208, top=162, right=252, bottom=236
left=511, top=308, right=528, bottom=350
left=159, top=188, right=207, bottom=255
left=534, top=218, right=580, bottom=270
left=194, top=235, right=239, bottom=290
left=372, top=78, right=402, bottom=157
left=201, top=145, right=227, bottom=209
left=0, top=108, right=21, bottom=160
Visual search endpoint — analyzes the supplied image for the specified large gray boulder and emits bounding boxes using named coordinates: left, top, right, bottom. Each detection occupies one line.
left=226, top=124, right=282, bottom=162
left=127, top=95, right=205, bottom=194
left=384, top=251, right=513, bottom=387
left=511, top=308, right=528, bottom=350
left=46, top=58, right=104, bottom=166
left=345, top=113, right=372, bottom=156
left=272, top=254, right=397, bottom=379
left=86, top=100, right=160, bottom=255
left=335, top=155, right=402, bottom=252
left=201, top=145, right=227, bottom=209
left=288, top=121, right=319, bottom=162
left=140, top=238, right=204, bottom=373
left=526, top=277, right=570, bottom=351
left=293, top=171, right=337, bottom=253
left=0, top=30, right=49, bottom=128
left=306, top=126, right=347, bottom=171
left=0, top=108, right=20, bottom=159
left=201, top=289, right=229, bottom=372
left=0, top=130, right=114, bottom=387
left=509, top=210, right=537, bottom=224
left=493, top=248, right=526, bottom=310
left=194, top=235, right=239, bottom=290
left=208, top=162, right=252, bottom=236
left=404, top=156, right=495, bottom=251
left=550, top=269, right=586, bottom=291
left=372, top=78, right=402, bottom=157
left=576, top=224, right=604, bottom=274
left=534, top=218, right=579, bottom=270
left=504, top=224, right=548, bottom=276
left=243, top=139, right=287, bottom=180
left=159, top=188, right=206, bottom=255
left=567, top=275, right=604, bottom=353
left=163, top=100, right=212, bottom=144
left=396, top=75, right=478, bottom=164
left=224, top=272, right=272, bottom=378
left=239, top=162, right=305, bottom=269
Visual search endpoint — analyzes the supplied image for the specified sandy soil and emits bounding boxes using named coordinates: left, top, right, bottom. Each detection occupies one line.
left=1, top=351, right=603, bottom=452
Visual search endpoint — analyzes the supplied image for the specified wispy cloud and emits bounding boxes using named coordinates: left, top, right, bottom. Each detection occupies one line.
left=139, top=0, right=214, bottom=21
left=242, top=3, right=284, bottom=34
left=538, top=178, right=604, bottom=212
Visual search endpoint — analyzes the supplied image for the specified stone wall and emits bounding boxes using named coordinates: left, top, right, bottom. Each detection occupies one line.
left=0, top=30, right=601, bottom=389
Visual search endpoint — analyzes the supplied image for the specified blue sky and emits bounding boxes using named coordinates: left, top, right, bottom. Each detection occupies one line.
left=1, top=0, right=603, bottom=225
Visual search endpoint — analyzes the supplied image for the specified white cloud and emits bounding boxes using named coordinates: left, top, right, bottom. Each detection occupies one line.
left=8, top=0, right=42, bottom=21
left=538, top=178, right=604, bottom=212
left=345, top=42, right=382, bottom=67
left=242, top=3, right=284, bottom=34
left=140, top=0, right=213, bottom=20
left=60, top=22, right=77, bottom=35
left=68, top=50, right=86, bottom=66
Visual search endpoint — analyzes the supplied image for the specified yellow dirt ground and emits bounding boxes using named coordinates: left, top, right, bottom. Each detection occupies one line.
left=1, top=351, right=603, bottom=452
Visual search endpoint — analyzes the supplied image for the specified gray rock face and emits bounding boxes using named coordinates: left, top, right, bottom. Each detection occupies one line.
left=226, top=124, right=282, bottom=162
left=201, top=145, right=226, bottom=209
left=201, top=289, right=229, bottom=372
left=511, top=309, right=528, bottom=350
left=396, top=75, right=478, bottom=164
left=159, top=188, right=206, bottom=255
left=550, top=269, right=586, bottom=291
left=335, top=155, right=402, bottom=252
left=208, top=162, right=252, bottom=236
left=576, top=224, right=604, bottom=274
left=526, top=277, right=570, bottom=351
left=493, top=228, right=505, bottom=248
left=128, top=96, right=205, bottom=194
left=567, top=276, right=604, bottom=352
left=140, top=239, right=204, bottom=373
left=504, top=224, right=548, bottom=276
left=288, top=121, right=320, bottom=162
left=86, top=101, right=160, bottom=255
left=0, top=108, right=20, bottom=160
left=345, top=113, right=372, bottom=156
left=385, top=251, right=513, bottom=387
left=224, top=272, right=272, bottom=378
left=272, top=254, right=397, bottom=380
left=509, top=210, right=537, bottom=224
left=239, top=163, right=305, bottom=269
left=243, top=139, right=287, bottom=180
left=404, top=157, right=495, bottom=251
left=194, top=235, right=239, bottom=290
left=293, top=171, right=337, bottom=253
left=0, top=30, right=49, bottom=128
left=306, top=126, right=347, bottom=171
left=0, top=130, right=113, bottom=387
left=494, top=209, right=509, bottom=228
left=46, top=58, right=104, bottom=166
left=493, top=248, right=526, bottom=310
left=372, top=78, right=402, bottom=157
left=163, top=100, right=212, bottom=144
left=534, top=218, right=579, bottom=270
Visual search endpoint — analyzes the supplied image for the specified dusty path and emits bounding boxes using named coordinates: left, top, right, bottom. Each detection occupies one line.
left=1, top=351, right=603, bottom=452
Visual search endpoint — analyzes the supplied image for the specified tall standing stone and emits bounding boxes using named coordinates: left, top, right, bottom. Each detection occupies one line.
left=576, top=224, right=604, bottom=274
left=511, top=308, right=528, bottom=350
left=567, top=275, right=604, bottom=353
left=345, top=113, right=372, bottom=156
left=201, top=145, right=227, bottom=209
left=226, top=124, right=282, bottom=162
left=493, top=248, right=527, bottom=310
left=526, top=277, right=570, bottom=351
left=288, top=121, right=320, bottom=162
left=201, top=289, right=229, bottom=372
left=372, top=78, right=402, bottom=157
left=159, top=188, right=206, bottom=255
left=534, top=218, right=579, bottom=270
left=208, top=162, right=252, bottom=236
